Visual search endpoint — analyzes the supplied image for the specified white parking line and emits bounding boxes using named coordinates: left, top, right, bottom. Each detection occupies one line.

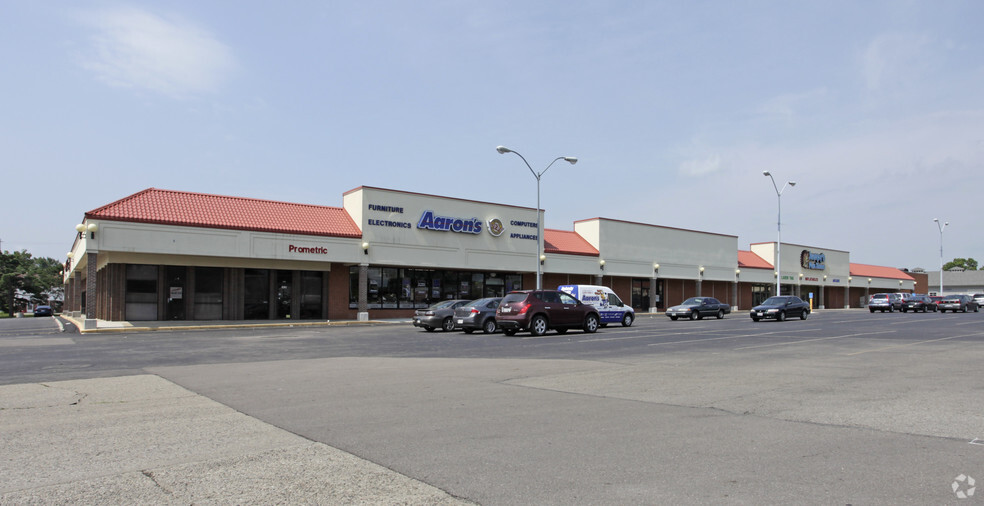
left=846, top=332, right=984, bottom=356
left=734, top=330, right=896, bottom=350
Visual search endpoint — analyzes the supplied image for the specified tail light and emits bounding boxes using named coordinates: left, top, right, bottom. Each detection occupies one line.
left=470, top=308, right=480, bottom=315
left=517, top=303, right=530, bottom=315
left=423, top=311, right=434, bottom=316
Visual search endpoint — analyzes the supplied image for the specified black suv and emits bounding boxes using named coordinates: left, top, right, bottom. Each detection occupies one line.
left=496, top=290, right=600, bottom=336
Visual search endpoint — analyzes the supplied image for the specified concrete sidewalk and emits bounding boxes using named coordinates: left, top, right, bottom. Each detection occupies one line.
left=58, top=315, right=405, bottom=334
left=0, top=375, right=471, bottom=504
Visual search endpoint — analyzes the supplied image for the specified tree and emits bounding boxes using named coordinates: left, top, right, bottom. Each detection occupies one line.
left=0, top=250, right=65, bottom=315
left=943, top=258, right=978, bottom=271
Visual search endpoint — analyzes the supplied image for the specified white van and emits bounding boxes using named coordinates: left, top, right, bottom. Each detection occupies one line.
left=558, top=284, right=634, bottom=326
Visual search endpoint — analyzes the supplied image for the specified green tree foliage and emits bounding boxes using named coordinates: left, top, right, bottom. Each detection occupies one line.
left=0, top=250, right=65, bottom=314
left=942, top=258, right=978, bottom=271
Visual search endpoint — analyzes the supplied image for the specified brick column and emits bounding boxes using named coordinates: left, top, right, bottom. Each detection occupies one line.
left=84, top=252, right=98, bottom=329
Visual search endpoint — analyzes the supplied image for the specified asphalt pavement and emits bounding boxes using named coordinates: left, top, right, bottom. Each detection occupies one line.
left=2, top=310, right=983, bottom=504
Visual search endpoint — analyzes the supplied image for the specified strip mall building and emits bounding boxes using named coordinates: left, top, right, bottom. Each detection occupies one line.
left=63, top=187, right=918, bottom=328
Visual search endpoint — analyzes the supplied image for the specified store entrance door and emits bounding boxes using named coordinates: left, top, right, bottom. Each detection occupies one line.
left=165, top=266, right=186, bottom=320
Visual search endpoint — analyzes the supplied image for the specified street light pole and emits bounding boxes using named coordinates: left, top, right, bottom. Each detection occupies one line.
left=496, top=146, right=577, bottom=290
left=763, top=171, right=796, bottom=297
left=933, top=218, right=948, bottom=294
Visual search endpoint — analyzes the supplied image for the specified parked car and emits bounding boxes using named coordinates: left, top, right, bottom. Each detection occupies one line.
left=903, top=294, right=937, bottom=313
left=453, top=297, right=501, bottom=334
left=938, top=294, right=980, bottom=313
left=665, top=297, right=731, bottom=321
left=495, top=290, right=600, bottom=336
left=929, top=295, right=944, bottom=305
left=750, top=296, right=810, bottom=322
left=33, top=305, right=53, bottom=317
left=867, top=293, right=903, bottom=313
left=412, top=299, right=471, bottom=331
left=973, top=293, right=984, bottom=307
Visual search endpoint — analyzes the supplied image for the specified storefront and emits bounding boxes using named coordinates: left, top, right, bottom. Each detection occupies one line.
left=62, top=186, right=915, bottom=328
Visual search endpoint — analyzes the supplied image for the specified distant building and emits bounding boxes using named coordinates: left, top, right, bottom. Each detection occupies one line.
left=925, top=270, right=984, bottom=296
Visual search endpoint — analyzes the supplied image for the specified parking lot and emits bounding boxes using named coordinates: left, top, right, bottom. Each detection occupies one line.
left=2, top=309, right=983, bottom=504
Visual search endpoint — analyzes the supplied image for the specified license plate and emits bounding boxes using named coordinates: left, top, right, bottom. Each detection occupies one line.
left=757, top=312, right=764, bottom=317
left=501, top=307, right=511, bottom=313
left=457, top=319, right=463, bottom=324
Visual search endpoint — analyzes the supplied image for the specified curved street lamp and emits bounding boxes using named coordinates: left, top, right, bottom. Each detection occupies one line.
left=933, top=218, right=948, bottom=294
left=496, top=146, right=578, bottom=289
left=763, top=171, right=796, bottom=297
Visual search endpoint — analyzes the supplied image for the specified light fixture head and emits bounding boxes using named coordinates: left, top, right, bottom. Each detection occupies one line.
left=87, top=223, right=98, bottom=232
left=361, top=242, right=369, bottom=254
left=539, top=254, right=546, bottom=262
left=789, top=181, right=797, bottom=187
left=654, top=263, right=660, bottom=270
left=933, top=218, right=939, bottom=223
left=699, top=266, right=705, bottom=272
left=762, top=171, right=771, bottom=176
left=599, top=259, right=605, bottom=269
left=66, top=252, right=74, bottom=258
left=868, top=278, right=872, bottom=283
left=735, top=268, right=741, bottom=275
left=496, top=145, right=511, bottom=154
left=75, top=224, right=86, bottom=233
left=563, top=157, right=578, bottom=164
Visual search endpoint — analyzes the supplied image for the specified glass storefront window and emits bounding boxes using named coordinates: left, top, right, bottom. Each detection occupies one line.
left=349, top=268, right=523, bottom=309
left=194, top=267, right=223, bottom=320
left=244, top=269, right=269, bottom=319
left=300, top=271, right=322, bottom=319
left=125, top=264, right=158, bottom=321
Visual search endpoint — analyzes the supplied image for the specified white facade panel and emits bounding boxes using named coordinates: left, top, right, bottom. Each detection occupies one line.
left=349, top=187, right=547, bottom=271
left=579, top=219, right=739, bottom=280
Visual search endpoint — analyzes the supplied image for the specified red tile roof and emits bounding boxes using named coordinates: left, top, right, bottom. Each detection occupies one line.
left=544, top=229, right=599, bottom=256
left=86, top=188, right=362, bottom=238
left=738, top=250, right=773, bottom=269
left=849, top=263, right=914, bottom=281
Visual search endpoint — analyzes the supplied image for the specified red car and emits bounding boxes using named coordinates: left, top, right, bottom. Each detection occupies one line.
left=496, top=290, right=600, bottom=337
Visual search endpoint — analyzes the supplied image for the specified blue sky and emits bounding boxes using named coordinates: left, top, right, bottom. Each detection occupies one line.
left=3, top=1, right=982, bottom=271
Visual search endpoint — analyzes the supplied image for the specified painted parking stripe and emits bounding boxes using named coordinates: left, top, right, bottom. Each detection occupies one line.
left=846, top=332, right=984, bottom=356
left=734, top=330, right=896, bottom=350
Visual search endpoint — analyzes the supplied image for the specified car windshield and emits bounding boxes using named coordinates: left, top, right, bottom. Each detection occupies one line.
left=761, top=297, right=787, bottom=305
left=464, top=298, right=493, bottom=307
left=681, top=297, right=704, bottom=305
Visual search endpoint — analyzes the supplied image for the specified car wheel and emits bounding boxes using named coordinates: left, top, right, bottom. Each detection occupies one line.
left=482, top=319, right=497, bottom=334
left=902, top=307, right=907, bottom=313
left=777, top=311, right=786, bottom=322
left=530, top=315, right=548, bottom=336
left=583, top=313, right=599, bottom=333
left=716, top=309, right=724, bottom=319
left=869, top=308, right=875, bottom=313
left=689, top=311, right=698, bottom=321
left=670, top=315, right=678, bottom=321
left=800, top=310, right=808, bottom=320
left=975, top=306, right=980, bottom=313
left=888, top=306, right=894, bottom=313
left=503, top=329, right=517, bottom=336
left=441, top=317, right=455, bottom=332
left=622, top=313, right=634, bottom=327
left=940, top=309, right=946, bottom=313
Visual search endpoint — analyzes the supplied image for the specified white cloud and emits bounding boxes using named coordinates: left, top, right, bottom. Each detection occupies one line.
left=678, top=153, right=722, bottom=176
left=860, top=32, right=931, bottom=91
left=76, top=7, right=236, bottom=98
